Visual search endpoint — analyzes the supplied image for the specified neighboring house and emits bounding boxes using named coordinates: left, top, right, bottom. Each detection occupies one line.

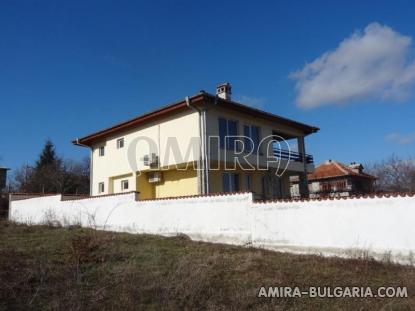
left=290, top=160, right=376, bottom=198
left=73, top=83, right=319, bottom=200
left=0, top=167, right=9, bottom=191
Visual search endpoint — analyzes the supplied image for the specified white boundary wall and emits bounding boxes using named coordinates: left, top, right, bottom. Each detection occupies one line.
left=9, top=193, right=415, bottom=265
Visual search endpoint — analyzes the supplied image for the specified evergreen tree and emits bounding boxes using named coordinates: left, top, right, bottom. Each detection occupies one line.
left=35, top=140, right=58, bottom=168
left=12, top=140, right=90, bottom=194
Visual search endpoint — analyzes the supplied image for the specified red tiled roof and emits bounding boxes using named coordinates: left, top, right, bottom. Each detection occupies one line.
left=308, top=160, right=376, bottom=181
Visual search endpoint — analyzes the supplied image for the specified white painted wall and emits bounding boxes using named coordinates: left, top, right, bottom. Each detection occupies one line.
left=10, top=193, right=252, bottom=246
left=252, top=197, right=415, bottom=263
left=9, top=193, right=415, bottom=265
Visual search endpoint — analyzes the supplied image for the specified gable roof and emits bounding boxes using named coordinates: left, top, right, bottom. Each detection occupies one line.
left=73, top=91, right=319, bottom=147
left=308, top=160, right=376, bottom=181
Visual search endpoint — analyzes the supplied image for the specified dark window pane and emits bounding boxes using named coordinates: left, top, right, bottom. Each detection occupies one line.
left=244, top=125, right=253, bottom=152
left=219, top=118, right=227, bottom=149
left=252, top=126, right=260, bottom=152
left=228, top=120, right=237, bottom=135
left=222, top=173, right=231, bottom=192
left=245, top=174, right=252, bottom=191
left=223, top=173, right=230, bottom=192
left=233, top=174, right=240, bottom=192
left=227, top=120, right=237, bottom=150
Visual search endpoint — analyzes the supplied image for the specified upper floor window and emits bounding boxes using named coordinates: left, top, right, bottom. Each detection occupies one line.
left=121, top=179, right=129, bottom=190
left=243, top=124, right=260, bottom=153
left=99, top=146, right=105, bottom=157
left=117, top=138, right=124, bottom=149
left=98, top=182, right=105, bottom=193
left=223, top=172, right=240, bottom=193
left=218, top=118, right=238, bottom=150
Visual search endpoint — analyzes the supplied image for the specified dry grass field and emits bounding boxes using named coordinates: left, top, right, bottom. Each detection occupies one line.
left=1, top=221, right=414, bottom=310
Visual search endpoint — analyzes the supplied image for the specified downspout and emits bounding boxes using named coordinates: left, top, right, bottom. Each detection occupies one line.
left=202, top=110, right=209, bottom=193
left=186, top=96, right=206, bottom=194
left=75, top=138, right=93, bottom=196
left=297, top=135, right=309, bottom=198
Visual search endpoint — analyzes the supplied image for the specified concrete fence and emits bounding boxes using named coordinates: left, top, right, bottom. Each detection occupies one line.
left=9, top=192, right=415, bottom=265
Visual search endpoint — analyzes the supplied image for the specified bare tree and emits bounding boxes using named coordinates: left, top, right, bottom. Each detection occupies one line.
left=366, top=154, right=415, bottom=192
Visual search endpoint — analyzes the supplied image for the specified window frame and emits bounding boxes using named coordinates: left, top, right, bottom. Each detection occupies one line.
left=98, top=182, right=105, bottom=193
left=243, top=124, right=261, bottom=154
left=116, top=138, right=125, bottom=149
left=121, top=179, right=129, bottom=191
left=218, top=117, right=239, bottom=150
left=98, top=146, right=105, bottom=157
left=222, top=172, right=240, bottom=193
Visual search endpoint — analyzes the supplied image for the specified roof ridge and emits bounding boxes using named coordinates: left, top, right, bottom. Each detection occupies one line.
left=333, top=160, right=350, bottom=175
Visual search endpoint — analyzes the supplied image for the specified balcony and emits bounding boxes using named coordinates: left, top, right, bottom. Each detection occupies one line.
left=273, top=148, right=314, bottom=164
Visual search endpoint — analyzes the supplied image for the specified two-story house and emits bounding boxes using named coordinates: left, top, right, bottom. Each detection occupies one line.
left=73, top=83, right=319, bottom=200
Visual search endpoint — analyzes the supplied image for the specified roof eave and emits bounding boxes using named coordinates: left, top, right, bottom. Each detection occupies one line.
left=203, top=93, right=319, bottom=135
left=73, top=93, right=206, bottom=147
left=73, top=91, right=320, bottom=147
left=308, top=174, right=377, bottom=181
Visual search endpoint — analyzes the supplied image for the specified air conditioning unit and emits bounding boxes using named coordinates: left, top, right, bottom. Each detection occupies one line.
left=148, top=171, right=162, bottom=183
left=143, top=153, right=158, bottom=166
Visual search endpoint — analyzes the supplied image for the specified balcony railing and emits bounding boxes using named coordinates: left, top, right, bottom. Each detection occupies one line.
left=273, top=148, right=314, bottom=164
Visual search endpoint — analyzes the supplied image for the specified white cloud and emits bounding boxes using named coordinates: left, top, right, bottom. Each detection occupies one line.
left=385, top=132, right=415, bottom=145
left=290, top=23, right=415, bottom=108
left=236, top=95, right=266, bottom=109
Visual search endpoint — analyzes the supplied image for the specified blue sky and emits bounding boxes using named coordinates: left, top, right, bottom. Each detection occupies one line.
left=1, top=0, right=415, bottom=171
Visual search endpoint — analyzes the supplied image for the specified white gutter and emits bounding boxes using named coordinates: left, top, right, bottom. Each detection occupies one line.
left=202, top=110, right=209, bottom=193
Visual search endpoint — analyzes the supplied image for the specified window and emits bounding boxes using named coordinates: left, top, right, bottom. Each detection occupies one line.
left=335, top=180, right=347, bottom=190
left=99, top=146, right=105, bottom=156
left=121, top=179, right=129, bottom=190
left=272, top=178, right=281, bottom=198
left=245, top=174, right=252, bottom=191
left=222, top=172, right=240, bottom=192
left=218, top=118, right=238, bottom=150
left=261, top=177, right=268, bottom=198
left=322, top=182, right=331, bottom=192
left=117, top=138, right=124, bottom=149
left=98, top=182, right=105, bottom=193
left=243, top=125, right=260, bottom=153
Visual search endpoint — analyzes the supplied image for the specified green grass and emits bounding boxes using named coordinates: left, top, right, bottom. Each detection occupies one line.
left=0, top=221, right=414, bottom=310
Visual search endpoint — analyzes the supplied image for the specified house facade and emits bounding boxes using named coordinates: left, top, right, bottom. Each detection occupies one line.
left=74, top=83, right=319, bottom=200
left=290, top=160, right=376, bottom=198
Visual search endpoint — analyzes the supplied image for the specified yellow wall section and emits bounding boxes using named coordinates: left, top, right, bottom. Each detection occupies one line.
left=136, top=173, right=155, bottom=199
left=155, top=169, right=198, bottom=198
left=136, top=168, right=198, bottom=199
